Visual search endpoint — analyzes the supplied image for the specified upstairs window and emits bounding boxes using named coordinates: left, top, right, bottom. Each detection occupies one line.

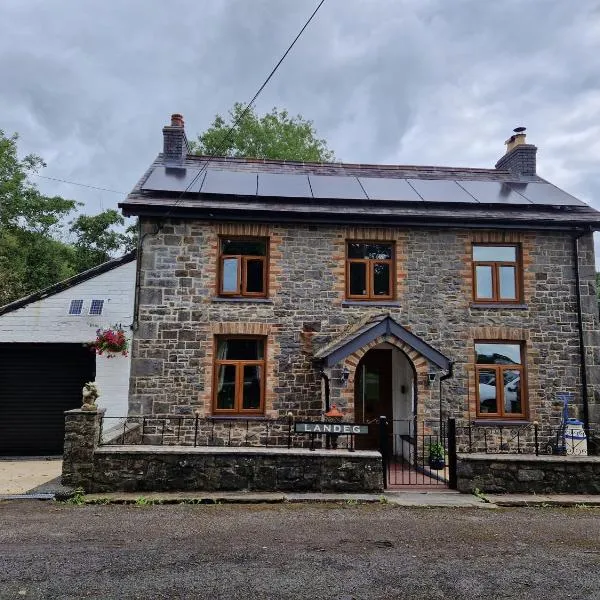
left=68, top=300, right=84, bottom=315
left=214, top=337, right=265, bottom=414
left=219, top=238, right=267, bottom=297
left=346, top=242, right=394, bottom=300
left=472, top=244, right=521, bottom=303
left=89, top=299, right=104, bottom=315
left=476, top=342, right=526, bottom=419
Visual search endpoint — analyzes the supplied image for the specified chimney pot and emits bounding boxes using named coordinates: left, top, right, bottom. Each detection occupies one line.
left=171, top=113, right=184, bottom=127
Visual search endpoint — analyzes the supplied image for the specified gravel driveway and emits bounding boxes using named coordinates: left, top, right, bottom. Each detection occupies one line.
left=1, top=501, right=599, bottom=599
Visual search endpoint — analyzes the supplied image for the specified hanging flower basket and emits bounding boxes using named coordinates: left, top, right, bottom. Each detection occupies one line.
left=92, top=326, right=129, bottom=357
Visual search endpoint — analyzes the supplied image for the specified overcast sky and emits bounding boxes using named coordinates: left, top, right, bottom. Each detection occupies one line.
left=2, top=0, right=600, bottom=258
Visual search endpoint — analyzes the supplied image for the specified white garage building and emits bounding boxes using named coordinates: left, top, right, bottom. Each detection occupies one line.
left=0, top=252, right=136, bottom=455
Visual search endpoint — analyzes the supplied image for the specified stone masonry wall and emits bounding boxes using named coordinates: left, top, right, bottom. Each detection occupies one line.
left=456, top=453, right=600, bottom=494
left=129, top=219, right=600, bottom=448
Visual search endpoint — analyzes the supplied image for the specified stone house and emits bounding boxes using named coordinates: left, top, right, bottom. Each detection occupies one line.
left=119, top=114, right=600, bottom=455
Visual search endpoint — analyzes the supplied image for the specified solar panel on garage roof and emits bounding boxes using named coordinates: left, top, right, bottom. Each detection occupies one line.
left=200, top=169, right=258, bottom=196
left=358, top=177, right=424, bottom=202
left=509, top=182, right=587, bottom=207
left=407, top=178, right=479, bottom=203
left=309, top=175, right=367, bottom=200
left=141, top=166, right=204, bottom=192
left=457, top=180, right=532, bottom=205
left=258, top=173, right=313, bottom=198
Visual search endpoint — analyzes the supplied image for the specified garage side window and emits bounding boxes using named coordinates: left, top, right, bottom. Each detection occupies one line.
left=68, top=300, right=84, bottom=315
left=214, top=337, right=265, bottom=415
left=476, top=342, right=526, bottom=419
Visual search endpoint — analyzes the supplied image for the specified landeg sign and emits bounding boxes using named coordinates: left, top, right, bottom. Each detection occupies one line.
left=294, top=422, right=369, bottom=435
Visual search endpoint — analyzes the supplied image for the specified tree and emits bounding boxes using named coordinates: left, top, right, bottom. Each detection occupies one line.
left=69, top=209, right=133, bottom=273
left=190, top=102, right=334, bottom=162
left=0, top=130, right=136, bottom=305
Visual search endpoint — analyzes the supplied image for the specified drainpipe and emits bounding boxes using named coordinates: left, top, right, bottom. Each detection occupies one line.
left=321, top=370, right=330, bottom=412
left=438, top=362, right=454, bottom=436
left=573, top=230, right=591, bottom=437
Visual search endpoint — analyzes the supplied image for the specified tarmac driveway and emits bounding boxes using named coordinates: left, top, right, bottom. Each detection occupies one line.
left=0, top=502, right=599, bottom=599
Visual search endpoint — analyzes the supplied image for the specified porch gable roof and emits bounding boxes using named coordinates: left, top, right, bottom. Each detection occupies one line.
left=314, top=315, right=452, bottom=371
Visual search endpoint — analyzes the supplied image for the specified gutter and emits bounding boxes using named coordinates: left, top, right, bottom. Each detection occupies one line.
left=573, top=230, right=591, bottom=436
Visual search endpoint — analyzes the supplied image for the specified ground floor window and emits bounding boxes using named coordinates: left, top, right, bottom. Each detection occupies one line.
left=214, top=336, right=265, bottom=414
left=476, top=341, right=526, bottom=418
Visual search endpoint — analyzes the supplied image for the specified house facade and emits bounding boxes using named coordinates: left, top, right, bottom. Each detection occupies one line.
left=0, top=253, right=135, bottom=454
left=120, top=115, right=600, bottom=455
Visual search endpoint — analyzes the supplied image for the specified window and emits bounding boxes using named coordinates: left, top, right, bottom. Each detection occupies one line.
left=476, top=342, right=526, bottom=418
left=346, top=242, right=394, bottom=300
left=89, top=299, right=104, bottom=315
left=219, top=238, right=267, bottom=297
left=68, top=300, right=84, bottom=315
left=214, top=337, right=265, bottom=414
left=472, top=244, right=521, bottom=303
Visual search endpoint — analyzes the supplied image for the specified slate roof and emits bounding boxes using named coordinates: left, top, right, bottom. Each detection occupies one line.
left=0, top=251, right=136, bottom=317
left=120, top=154, right=600, bottom=230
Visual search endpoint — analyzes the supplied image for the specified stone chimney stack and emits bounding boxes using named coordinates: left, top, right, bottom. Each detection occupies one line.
left=162, top=113, right=189, bottom=164
left=495, top=126, right=537, bottom=176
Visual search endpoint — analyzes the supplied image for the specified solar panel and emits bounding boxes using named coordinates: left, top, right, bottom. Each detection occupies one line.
left=200, top=169, right=258, bottom=196
left=358, top=177, right=423, bottom=202
left=510, top=182, right=587, bottom=207
left=309, top=175, right=367, bottom=200
left=141, top=167, right=204, bottom=192
left=457, top=181, right=532, bottom=205
left=407, top=179, right=479, bottom=203
left=258, top=173, right=313, bottom=198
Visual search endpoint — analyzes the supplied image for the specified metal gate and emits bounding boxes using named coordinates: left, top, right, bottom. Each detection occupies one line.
left=379, top=417, right=457, bottom=489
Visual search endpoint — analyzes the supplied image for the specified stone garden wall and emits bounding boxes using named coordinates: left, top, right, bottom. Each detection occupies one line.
left=62, top=409, right=383, bottom=493
left=456, top=453, right=600, bottom=494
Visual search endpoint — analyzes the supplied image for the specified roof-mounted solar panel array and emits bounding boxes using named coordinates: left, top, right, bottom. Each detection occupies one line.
left=140, top=166, right=588, bottom=208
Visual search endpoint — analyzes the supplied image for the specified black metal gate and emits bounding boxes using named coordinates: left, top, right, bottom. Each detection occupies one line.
left=379, top=417, right=457, bottom=489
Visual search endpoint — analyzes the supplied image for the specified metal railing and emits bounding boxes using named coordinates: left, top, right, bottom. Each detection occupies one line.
left=98, top=415, right=365, bottom=451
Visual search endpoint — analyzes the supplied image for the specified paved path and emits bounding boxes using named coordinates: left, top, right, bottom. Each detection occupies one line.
left=0, top=502, right=599, bottom=599
left=0, top=458, right=62, bottom=494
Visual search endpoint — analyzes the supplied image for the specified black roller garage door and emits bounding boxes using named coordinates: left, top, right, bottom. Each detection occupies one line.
left=0, top=343, right=96, bottom=455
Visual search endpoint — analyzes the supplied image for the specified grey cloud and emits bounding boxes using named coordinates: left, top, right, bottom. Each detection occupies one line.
left=1, top=0, right=599, bottom=258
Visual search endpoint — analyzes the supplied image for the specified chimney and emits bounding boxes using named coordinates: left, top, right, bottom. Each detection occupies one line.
left=495, top=126, right=537, bottom=176
left=162, top=113, right=189, bottom=164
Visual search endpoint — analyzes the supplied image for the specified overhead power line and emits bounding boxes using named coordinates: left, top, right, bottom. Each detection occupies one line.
left=162, top=0, right=327, bottom=220
left=33, top=174, right=125, bottom=195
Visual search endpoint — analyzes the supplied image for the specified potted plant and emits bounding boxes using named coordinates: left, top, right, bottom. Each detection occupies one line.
left=428, top=441, right=445, bottom=470
left=91, top=326, right=129, bottom=357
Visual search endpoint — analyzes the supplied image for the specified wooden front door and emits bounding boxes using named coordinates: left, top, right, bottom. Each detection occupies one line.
left=354, top=349, right=393, bottom=450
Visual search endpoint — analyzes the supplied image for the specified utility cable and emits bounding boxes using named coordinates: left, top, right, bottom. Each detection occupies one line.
left=32, top=174, right=126, bottom=195
left=160, top=0, right=327, bottom=220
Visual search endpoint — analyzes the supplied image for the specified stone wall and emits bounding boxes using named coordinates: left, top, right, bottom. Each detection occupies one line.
left=129, top=219, right=600, bottom=448
left=456, top=453, right=600, bottom=494
left=62, top=409, right=382, bottom=493
left=91, top=446, right=383, bottom=493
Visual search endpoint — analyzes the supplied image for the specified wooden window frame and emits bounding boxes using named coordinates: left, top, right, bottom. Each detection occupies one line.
left=475, top=340, right=527, bottom=419
left=213, top=336, right=266, bottom=415
left=472, top=243, right=522, bottom=304
left=345, top=240, right=395, bottom=301
left=218, top=237, right=268, bottom=298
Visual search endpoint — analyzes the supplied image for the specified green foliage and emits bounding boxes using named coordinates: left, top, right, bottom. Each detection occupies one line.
left=190, top=102, right=334, bottom=162
left=65, top=487, right=86, bottom=505
left=428, top=442, right=445, bottom=460
left=0, top=130, right=135, bottom=305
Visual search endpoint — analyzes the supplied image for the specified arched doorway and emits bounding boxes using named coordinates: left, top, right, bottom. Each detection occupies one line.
left=354, top=343, right=415, bottom=450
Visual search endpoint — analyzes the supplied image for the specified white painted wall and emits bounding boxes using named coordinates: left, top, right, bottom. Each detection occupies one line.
left=0, top=260, right=136, bottom=418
